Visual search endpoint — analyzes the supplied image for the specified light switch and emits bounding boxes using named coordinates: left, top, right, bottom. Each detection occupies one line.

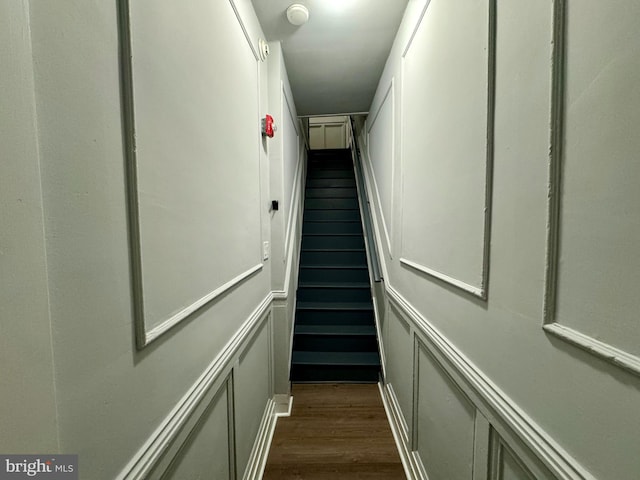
left=263, top=241, right=270, bottom=261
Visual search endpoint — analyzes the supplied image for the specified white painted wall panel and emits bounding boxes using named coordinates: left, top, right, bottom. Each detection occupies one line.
left=385, top=306, right=412, bottom=431
left=501, top=447, right=534, bottom=480
left=401, top=0, right=490, bottom=290
left=162, top=385, right=230, bottom=480
left=368, top=83, right=394, bottom=251
left=309, top=118, right=347, bottom=149
left=0, top=0, right=58, bottom=452
left=554, top=0, right=640, bottom=357
left=309, top=125, right=324, bottom=150
left=25, top=0, right=273, bottom=476
left=324, top=124, right=346, bottom=149
left=234, top=321, right=271, bottom=478
left=416, top=344, right=475, bottom=480
left=366, top=0, right=640, bottom=478
left=130, top=0, right=262, bottom=330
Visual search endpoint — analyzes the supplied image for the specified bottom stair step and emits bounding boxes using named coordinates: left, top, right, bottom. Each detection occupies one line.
left=290, top=350, right=380, bottom=382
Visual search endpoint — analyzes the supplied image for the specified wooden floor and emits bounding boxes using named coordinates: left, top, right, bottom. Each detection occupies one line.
left=263, top=384, right=406, bottom=479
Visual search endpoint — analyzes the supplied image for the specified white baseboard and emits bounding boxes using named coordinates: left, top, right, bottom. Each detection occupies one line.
left=243, top=392, right=292, bottom=480
left=273, top=394, right=293, bottom=417
left=242, top=399, right=277, bottom=480
left=378, top=382, right=424, bottom=480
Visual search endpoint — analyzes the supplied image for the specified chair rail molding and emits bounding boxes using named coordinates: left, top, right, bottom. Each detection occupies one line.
left=116, top=294, right=273, bottom=480
left=385, top=285, right=595, bottom=480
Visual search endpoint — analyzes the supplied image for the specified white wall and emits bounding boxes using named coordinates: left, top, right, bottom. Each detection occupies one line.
left=0, top=0, right=58, bottom=453
left=363, top=1, right=640, bottom=479
left=2, top=0, right=288, bottom=478
left=267, top=42, right=306, bottom=395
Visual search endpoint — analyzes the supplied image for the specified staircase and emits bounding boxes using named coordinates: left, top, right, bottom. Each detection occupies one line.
left=290, top=149, right=381, bottom=383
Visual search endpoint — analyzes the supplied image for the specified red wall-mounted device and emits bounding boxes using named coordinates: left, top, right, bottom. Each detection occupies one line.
left=262, top=114, right=275, bottom=138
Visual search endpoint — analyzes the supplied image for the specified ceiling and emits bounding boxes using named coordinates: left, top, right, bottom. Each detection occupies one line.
left=251, top=0, right=408, bottom=116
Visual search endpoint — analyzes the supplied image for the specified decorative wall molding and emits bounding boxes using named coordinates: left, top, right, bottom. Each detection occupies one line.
left=402, top=0, right=432, bottom=58
left=386, top=383, right=409, bottom=442
left=473, top=412, right=491, bottom=480
left=241, top=399, right=277, bottom=480
left=227, top=0, right=260, bottom=61
left=118, top=0, right=264, bottom=348
left=543, top=0, right=566, bottom=333
left=379, top=383, right=424, bottom=480
left=116, top=294, right=273, bottom=480
left=542, top=0, right=640, bottom=378
left=352, top=124, right=389, bottom=281
left=371, top=289, right=387, bottom=381
left=543, top=323, right=640, bottom=377
left=274, top=150, right=304, bottom=301
left=385, top=286, right=595, bottom=480
left=145, top=264, right=263, bottom=345
left=489, top=428, right=536, bottom=480
left=398, top=0, right=496, bottom=300
left=365, top=79, right=395, bottom=256
left=400, top=258, right=484, bottom=297
left=282, top=87, right=303, bottom=274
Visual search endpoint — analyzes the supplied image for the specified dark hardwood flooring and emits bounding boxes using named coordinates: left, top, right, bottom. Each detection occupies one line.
left=263, top=384, right=406, bottom=479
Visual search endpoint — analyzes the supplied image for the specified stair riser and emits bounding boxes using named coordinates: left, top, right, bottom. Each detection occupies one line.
left=307, top=160, right=353, bottom=171
left=290, top=364, right=379, bottom=383
left=300, top=250, right=367, bottom=266
left=299, top=267, right=369, bottom=284
left=303, top=210, right=360, bottom=222
left=302, top=235, right=365, bottom=250
left=295, top=309, right=375, bottom=326
left=303, top=222, right=362, bottom=235
left=307, top=178, right=356, bottom=188
left=305, top=198, right=360, bottom=210
left=293, top=335, right=378, bottom=352
left=297, top=287, right=371, bottom=303
left=306, top=188, right=357, bottom=198
left=307, top=170, right=354, bottom=179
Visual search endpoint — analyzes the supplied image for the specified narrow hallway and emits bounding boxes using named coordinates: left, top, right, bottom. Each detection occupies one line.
left=3, top=0, right=639, bottom=478
left=263, top=384, right=405, bottom=479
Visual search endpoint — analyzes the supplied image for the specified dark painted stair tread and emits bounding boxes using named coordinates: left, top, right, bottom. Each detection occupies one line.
left=291, top=351, right=380, bottom=366
left=305, top=187, right=357, bottom=198
left=302, top=222, right=363, bottom=234
left=303, top=214, right=361, bottom=222
left=295, top=324, right=376, bottom=336
left=299, top=266, right=368, bottom=273
left=298, top=281, right=370, bottom=288
left=296, top=301, right=373, bottom=311
left=302, top=230, right=362, bottom=235
left=307, top=178, right=356, bottom=188
left=305, top=198, right=359, bottom=210
left=307, top=171, right=354, bottom=179
left=294, top=310, right=375, bottom=326
left=301, top=248, right=365, bottom=252
left=302, top=235, right=365, bottom=250
left=300, top=265, right=367, bottom=269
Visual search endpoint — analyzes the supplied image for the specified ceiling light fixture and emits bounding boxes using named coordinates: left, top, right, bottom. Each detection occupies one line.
left=286, top=4, right=309, bottom=26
